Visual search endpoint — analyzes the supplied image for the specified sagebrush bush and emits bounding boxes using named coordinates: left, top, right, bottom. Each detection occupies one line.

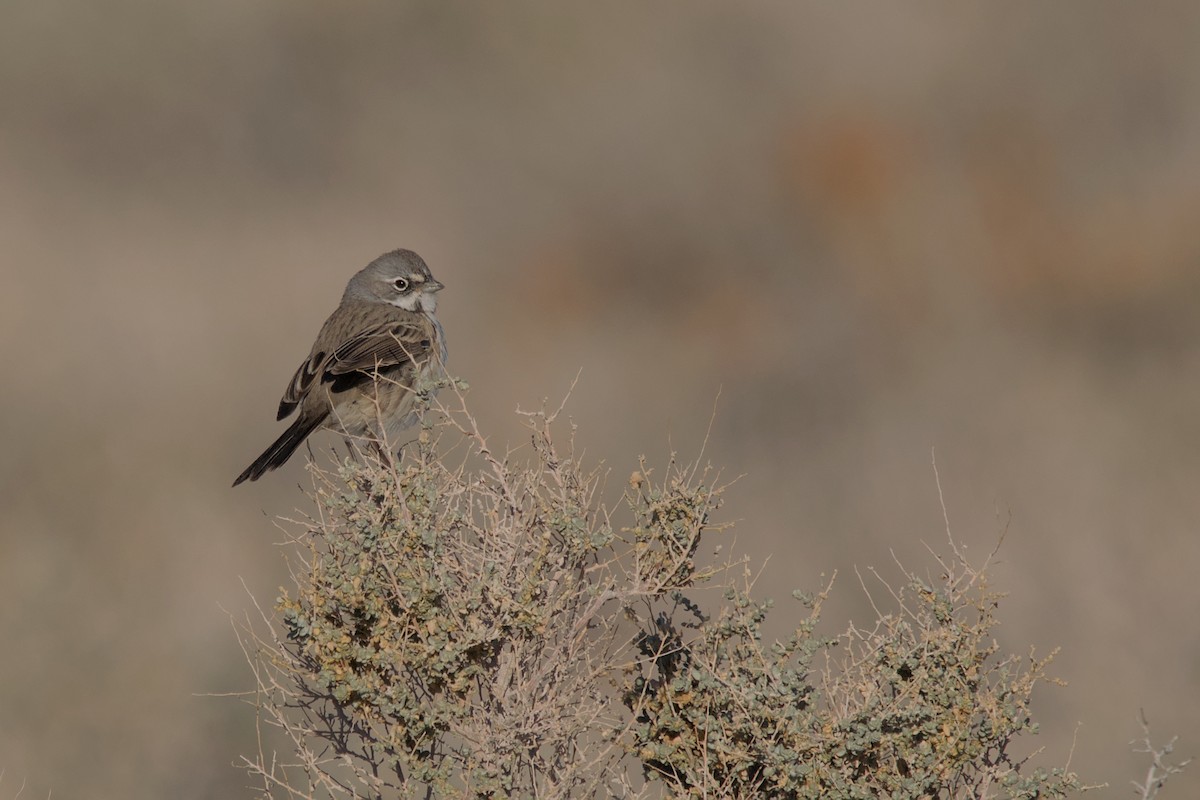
left=237, top=383, right=1085, bottom=799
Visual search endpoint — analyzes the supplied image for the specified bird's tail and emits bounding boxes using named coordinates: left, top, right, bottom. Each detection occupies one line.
left=232, top=412, right=327, bottom=487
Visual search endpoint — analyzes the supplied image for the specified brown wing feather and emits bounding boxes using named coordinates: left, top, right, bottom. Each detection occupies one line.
left=326, top=320, right=434, bottom=376
left=277, top=353, right=324, bottom=420
left=276, top=304, right=436, bottom=419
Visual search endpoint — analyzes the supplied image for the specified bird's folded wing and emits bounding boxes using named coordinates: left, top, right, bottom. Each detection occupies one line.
left=324, top=320, right=435, bottom=376
left=275, top=319, right=435, bottom=419
left=277, top=353, right=321, bottom=420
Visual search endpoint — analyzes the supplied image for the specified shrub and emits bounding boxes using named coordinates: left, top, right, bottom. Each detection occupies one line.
left=236, top=384, right=1085, bottom=799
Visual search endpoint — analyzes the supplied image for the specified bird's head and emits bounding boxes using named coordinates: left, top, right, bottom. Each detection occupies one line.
left=348, top=249, right=444, bottom=313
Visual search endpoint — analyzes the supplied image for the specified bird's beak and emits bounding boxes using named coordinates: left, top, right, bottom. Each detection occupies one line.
left=427, top=279, right=445, bottom=293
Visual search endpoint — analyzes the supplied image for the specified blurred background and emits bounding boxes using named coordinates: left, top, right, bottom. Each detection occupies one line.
left=3, top=2, right=1199, bottom=797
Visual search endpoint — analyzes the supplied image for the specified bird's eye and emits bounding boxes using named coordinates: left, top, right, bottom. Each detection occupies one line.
left=392, top=277, right=409, bottom=292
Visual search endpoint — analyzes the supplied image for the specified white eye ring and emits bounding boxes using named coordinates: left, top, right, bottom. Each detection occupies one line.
left=393, top=277, right=409, bottom=292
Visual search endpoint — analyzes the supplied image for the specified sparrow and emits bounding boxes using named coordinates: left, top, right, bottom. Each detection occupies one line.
left=233, top=249, right=447, bottom=486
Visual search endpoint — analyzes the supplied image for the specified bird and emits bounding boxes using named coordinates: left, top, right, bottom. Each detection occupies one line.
left=233, top=249, right=448, bottom=487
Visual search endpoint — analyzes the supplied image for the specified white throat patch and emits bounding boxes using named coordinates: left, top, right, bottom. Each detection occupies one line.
left=390, top=292, right=436, bottom=313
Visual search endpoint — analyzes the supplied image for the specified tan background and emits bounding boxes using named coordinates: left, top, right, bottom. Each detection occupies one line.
left=3, top=3, right=1199, bottom=797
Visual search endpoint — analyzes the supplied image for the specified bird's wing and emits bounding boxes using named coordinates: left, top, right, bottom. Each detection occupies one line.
left=276, top=314, right=435, bottom=420
left=325, top=318, right=436, bottom=377
left=278, top=352, right=323, bottom=420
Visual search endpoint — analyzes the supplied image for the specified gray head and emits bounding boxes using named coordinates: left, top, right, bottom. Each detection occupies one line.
left=344, top=249, right=444, bottom=313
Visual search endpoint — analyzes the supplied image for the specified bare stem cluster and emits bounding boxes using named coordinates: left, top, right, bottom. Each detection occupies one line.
left=232, top=384, right=1097, bottom=799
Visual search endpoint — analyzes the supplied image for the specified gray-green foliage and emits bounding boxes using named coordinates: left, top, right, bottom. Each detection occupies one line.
left=239, top=390, right=1083, bottom=799
left=624, top=565, right=1078, bottom=798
